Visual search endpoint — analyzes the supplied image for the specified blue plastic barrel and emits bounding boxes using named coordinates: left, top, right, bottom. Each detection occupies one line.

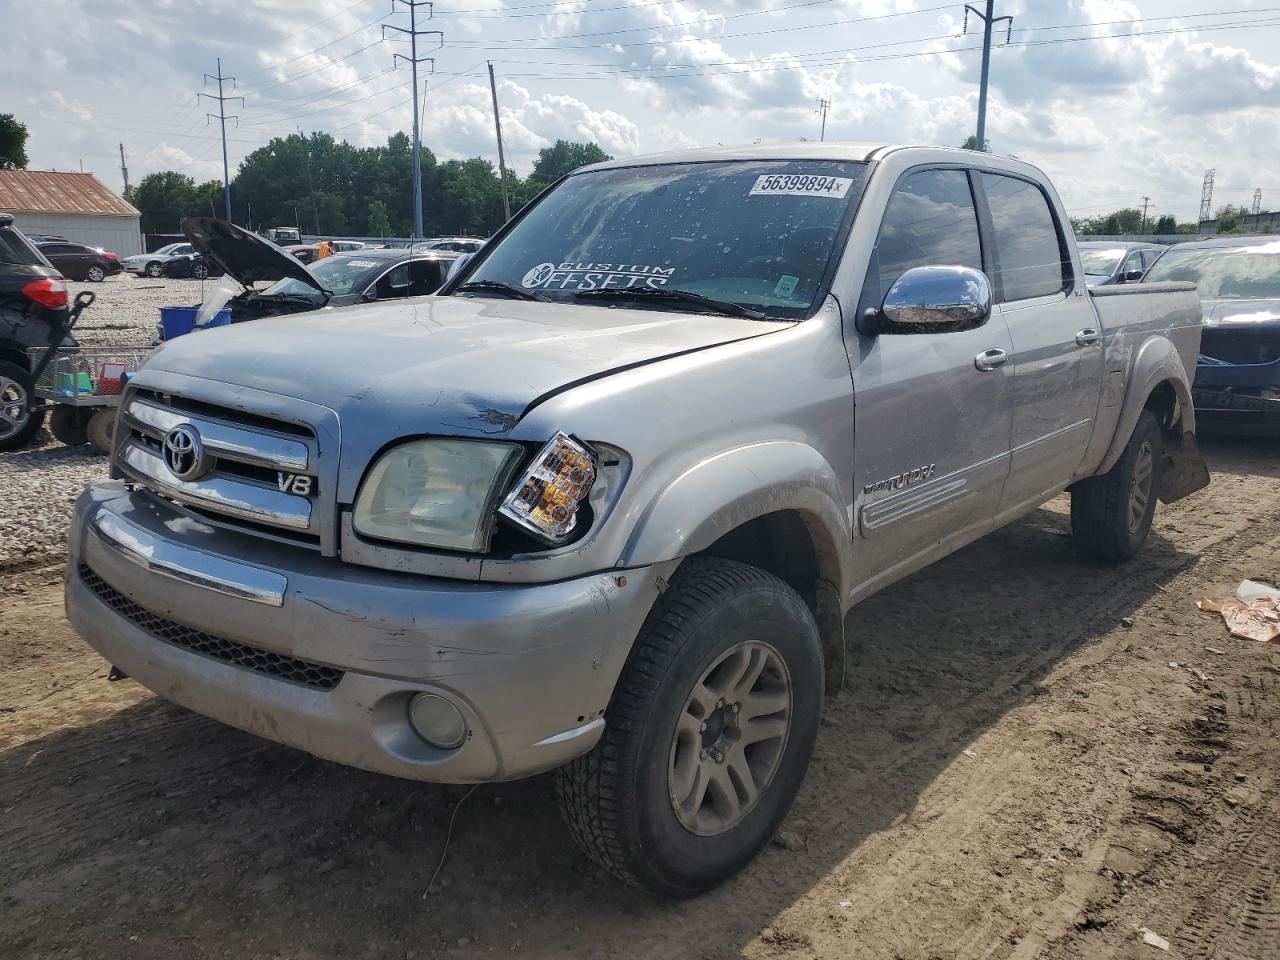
left=159, top=305, right=231, bottom=340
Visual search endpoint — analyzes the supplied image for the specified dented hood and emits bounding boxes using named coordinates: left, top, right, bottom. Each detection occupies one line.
left=142, top=295, right=783, bottom=486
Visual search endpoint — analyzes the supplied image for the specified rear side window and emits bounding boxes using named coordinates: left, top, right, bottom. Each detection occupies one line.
left=872, top=168, right=983, bottom=301
left=0, top=226, right=48, bottom=266
left=980, top=173, right=1069, bottom=301
left=41, top=243, right=76, bottom=255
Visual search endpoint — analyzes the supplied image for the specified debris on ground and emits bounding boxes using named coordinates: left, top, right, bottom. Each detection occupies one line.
left=1197, top=589, right=1280, bottom=642
left=772, top=830, right=805, bottom=851
left=1139, top=928, right=1171, bottom=951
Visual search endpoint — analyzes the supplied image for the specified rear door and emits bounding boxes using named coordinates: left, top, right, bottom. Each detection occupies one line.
left=38, top=243, right=78, bottom=277
left=977, top=172, right=1103, bottom=522
left=849, top=166, right=1015, bottom=587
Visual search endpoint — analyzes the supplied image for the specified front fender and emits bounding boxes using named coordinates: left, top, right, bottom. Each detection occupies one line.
left=619, top=441, right=852, bottom=598
left=1096, top=336, right=1196, bottom=476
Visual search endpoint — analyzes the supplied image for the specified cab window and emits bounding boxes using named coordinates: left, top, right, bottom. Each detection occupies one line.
left=979, top=173, right=1070, bottom=301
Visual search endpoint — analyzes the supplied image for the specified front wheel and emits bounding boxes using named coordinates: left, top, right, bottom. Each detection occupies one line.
left=49, top=406, right=91, bottom=446
left=191, top=262, right=209, bottom=280
left=145, top=262, right=162, bottom=278
left=556, top=557, right=823, bottom=898
left=1071, top=410, right=1162, bottom=563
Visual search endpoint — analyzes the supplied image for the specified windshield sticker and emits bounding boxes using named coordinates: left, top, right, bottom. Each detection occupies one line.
left=344, top=259, right=380, bottom=268
left=749, top=174, right=853, bottom=199
left=521, top=261, right=675, bottom=291
left=773, top=274, right=800, bottom=299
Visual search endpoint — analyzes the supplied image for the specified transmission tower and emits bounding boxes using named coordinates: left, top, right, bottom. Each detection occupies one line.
left=964, top=2, right=1013, bottom=153
left=200, top=58, right=242, bottom=222
left=815, top=98, right=831, bottom=142
left=1198, top=169, right=1215, bottom=224
left=1253, top=188, right=1263, bottom=216
left=385, top=1, right=443, bottom=240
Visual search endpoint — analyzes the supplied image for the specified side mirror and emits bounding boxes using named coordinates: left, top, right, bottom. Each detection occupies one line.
left=445, top=253, right=472, bottom=285
left=1121, top=269, right=1144, bottom=282
left=870, top=265, right=991, bottom=335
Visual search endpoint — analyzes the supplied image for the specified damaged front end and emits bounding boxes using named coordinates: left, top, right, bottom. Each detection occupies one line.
left=1193, top=300, right=1280, bottom=432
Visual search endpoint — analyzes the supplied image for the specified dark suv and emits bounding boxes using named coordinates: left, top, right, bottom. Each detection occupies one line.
left=35, top=240, right=122, bottom=282
left=0, top=214, right=75, bottom=450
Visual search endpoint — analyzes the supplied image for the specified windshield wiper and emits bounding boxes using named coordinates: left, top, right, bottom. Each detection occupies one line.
left=574, top=287, right=767, bottom=320
left=456, top=280, right=549, bottom=302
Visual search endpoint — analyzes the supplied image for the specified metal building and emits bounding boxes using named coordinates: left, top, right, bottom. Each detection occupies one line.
left=0, top=169, right=142, bottom=255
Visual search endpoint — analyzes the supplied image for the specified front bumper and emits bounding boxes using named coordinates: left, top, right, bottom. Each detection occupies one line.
left=1193, top=357, right=1280, bottom=426
left=67, top=481, right=672, bottom=783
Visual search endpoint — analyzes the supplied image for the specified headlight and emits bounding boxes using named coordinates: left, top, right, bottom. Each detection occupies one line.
left=352, top=439, right=523, bottom=552
left=498, top=432, right=597, bottom=544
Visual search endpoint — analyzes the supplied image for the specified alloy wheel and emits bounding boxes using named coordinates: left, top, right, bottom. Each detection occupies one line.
left=1128, top=439, right=1154, bottom=533
left=668, top=640, right=792, bottom=836
left=87, top=266, right=105, bottom=282
left=0, top=375, right=30, bottom=441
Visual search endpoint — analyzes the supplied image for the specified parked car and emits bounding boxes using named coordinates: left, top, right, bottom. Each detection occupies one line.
left=413, top=236, right=485, bottom=254
left=330, top=240, right=366, bottom=253
left=67, top=145, right=1208, bottom=897
left=160, top=251, right=222, bottom=280
left=264, top=226, right=301, bottom=245
left=150, top=218, right=459, bottom=335
left=120, top=243, right=196, bottom=278
left=0, top=213, right=75, bottom=450
left=26, top=234, right=69, bottom=244
left=1143, top=234, right=1280, bottom=431
left=1077, top=240, right=1165, bottom=286
left=35, top=241, right=122, bottom=282
left=284, top=243, right=319, bottom=264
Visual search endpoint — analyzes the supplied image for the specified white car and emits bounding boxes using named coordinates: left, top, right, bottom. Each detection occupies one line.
left=120, top=243, right=196, bottom=278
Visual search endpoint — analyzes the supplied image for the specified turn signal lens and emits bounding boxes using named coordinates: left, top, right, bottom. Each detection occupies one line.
left=21, top=278, right=68, bottom=309
left=499, top=432, right=597, bottom=544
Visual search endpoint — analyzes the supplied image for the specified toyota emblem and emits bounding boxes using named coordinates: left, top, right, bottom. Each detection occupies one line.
left=162, top=424, right=207, bottom=481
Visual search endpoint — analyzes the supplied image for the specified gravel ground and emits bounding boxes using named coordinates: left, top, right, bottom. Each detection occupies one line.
left=0, top=275, right=206, bottom=568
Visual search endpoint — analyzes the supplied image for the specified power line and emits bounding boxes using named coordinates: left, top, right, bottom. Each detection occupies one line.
left=238, top=12, right=393, bottom=79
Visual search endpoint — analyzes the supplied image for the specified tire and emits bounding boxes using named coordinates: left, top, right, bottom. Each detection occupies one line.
left=1071, top=409, right=1162, bottom=563
left=191, top=263, right=209, bottom=280
left=87, top=409, right=117, bottom=456
left=0, top=360, right=44, bottom=452
left=556, top=556, right=824, bottom=898
left=49, top=405, right=91, bottom=446
left=86, top=265, right=106, bottom=282
left=145, top=262, right=163, bottom=278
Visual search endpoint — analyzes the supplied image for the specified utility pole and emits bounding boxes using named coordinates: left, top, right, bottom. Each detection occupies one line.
left=964, top=2, right=1013, bottom=153
left=118, top=143, right=130, bottom=198
left=1199, top=169, right=1215, bottom=224
left=488, top=62, right=512, bottom=222
left=299, top=127, right=321, bottom=236
left=815, top=98, right=831, bottom=142
left=385, top=1, right=443, bottom=241
left=1139, top=196, right=1151, bottom=234
left=1252, top=188, right=1263, bottom=216
left=200, top=58, right=242, bottom=222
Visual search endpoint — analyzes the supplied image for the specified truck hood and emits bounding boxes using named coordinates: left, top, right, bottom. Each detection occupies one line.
left=182, top=217, right=322, bottom=292
left=1201, top=298, right=1280, bottom=327
left=143, top=296, right=784, bottom=488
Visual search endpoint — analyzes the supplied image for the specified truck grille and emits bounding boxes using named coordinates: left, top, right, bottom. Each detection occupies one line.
left=115, top=387, right=323, bottom=547
left=79, top=564, right=344, bottom=691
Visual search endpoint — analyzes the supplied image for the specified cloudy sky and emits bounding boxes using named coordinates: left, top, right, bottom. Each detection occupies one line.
left=5, top=0, right=1278, bottom=222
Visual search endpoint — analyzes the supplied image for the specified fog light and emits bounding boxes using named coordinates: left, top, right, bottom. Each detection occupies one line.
left=408, top=693, right=468, bottom=749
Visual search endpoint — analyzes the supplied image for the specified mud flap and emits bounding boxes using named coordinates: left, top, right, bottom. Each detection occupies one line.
left=1159, top=431, right=1211, bottom=504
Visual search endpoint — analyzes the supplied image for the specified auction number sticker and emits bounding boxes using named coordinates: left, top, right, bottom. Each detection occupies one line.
left=749, top=173, right=853, bottom=199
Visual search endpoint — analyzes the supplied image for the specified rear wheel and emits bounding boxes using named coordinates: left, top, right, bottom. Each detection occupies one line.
left=0, top=361, right=44, bottom=452
left=191, top=262, right=209, bottom=280
left=86, top=265, right=106, bottom=282
left=556, top=557, right=823, bottom=898
left=1071, top=410, right=1162, bottom=563
left=49, top=406, right=91, bottom=446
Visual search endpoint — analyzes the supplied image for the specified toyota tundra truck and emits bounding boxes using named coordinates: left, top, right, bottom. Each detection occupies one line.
left=66, top=144, right=1209, bottom=897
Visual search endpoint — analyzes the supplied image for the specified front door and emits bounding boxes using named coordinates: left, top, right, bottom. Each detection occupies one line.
left=848, top=167, right=1014, bottom=593
left=975, top=172, right=1104, bottom=522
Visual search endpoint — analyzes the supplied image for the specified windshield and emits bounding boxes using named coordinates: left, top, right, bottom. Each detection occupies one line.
left=1079, top=247, right=1125, bottom=276
left=1144, top=241, right=1280, bottom=299
left=262, top=255, right=388, bottom=297
left=462, top=159, right=868, bottom=319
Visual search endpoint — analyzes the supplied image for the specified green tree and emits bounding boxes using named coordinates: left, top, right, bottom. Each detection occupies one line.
left=960, top=135, right=990, bottom=152
left=0, top=114, right=29, bottom=168
left=1154, top=215, right=1177, bottom=235
left=529, top=140, right=611, bottom=185
left=1214, top=204, right=1250, bottom=234
left=131, top=171, right=199, bottom=232
left=367, top=199, right=391, bottom=237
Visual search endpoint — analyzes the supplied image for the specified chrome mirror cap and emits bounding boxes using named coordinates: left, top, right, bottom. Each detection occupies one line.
left=880, top=265, right=992, bottom=332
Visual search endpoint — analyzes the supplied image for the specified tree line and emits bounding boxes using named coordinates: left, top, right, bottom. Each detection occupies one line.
left=130, top=134, right=611, bottom=238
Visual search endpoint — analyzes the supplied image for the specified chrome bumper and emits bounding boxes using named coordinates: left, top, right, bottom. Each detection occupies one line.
left=67, top=481, right=672, bottom=783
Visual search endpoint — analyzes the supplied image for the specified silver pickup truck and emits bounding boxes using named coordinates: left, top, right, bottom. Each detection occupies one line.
left=66, top=144, right=1208, bottom=897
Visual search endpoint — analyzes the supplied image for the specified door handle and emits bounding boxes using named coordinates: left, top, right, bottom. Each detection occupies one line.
left=974, top=348, right=1008, bottom=371
left=1075, top=328, right=1100, bottom=346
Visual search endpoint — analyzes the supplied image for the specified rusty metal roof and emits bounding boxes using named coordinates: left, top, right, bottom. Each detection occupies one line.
left=0, top=170, right=139, bottom=217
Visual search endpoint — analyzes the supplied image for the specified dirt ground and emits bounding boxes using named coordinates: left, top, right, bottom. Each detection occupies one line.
left=2, top=436, right=1278, bottom=960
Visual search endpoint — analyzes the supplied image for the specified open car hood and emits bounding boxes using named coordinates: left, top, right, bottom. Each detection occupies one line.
left=182, top=218, right=324, bottom=293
